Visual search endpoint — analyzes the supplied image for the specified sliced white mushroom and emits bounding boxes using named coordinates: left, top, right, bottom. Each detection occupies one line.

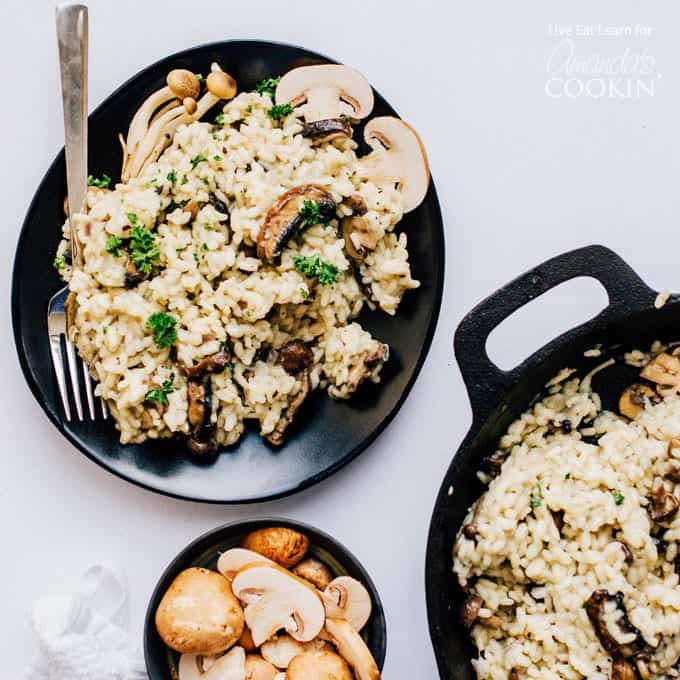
left=320, top=576, right=372, bottom=632
left=357, top=116, right=430, bottom=213
left=244, top=654, right=277, bottom=680
left=324, top=618, right=380, bottom=680
left=275, top=64, right=373, bottom=141
left=217, top=548, right=275, bottom=581
left=260, top=634, right=306, bottom=669
left=179, top=646, right=246, bottom=680
left=231, top=564, right=325, bottom=646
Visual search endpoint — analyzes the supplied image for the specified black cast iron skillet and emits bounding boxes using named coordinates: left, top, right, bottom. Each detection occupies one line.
left=12, top=40, right=444, bottom=503
left=425, top=244, right=673, bottom=678
left=144, top=517, right=386, bottom=679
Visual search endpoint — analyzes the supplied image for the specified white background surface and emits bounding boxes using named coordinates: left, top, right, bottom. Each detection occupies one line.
left=2, top=1, right=680, bottom=677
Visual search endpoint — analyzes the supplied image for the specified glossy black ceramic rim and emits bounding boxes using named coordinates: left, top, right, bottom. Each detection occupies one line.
left=11, top=39, right=445, bottom=503
left=144, top=517, right=387, bottom=678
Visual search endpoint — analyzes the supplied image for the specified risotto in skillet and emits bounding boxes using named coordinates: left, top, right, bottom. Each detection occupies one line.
left=54, top=63, right=430, bottom=454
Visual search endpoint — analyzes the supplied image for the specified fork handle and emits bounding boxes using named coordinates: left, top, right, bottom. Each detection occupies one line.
left=56, top=3, right=88, bottom=266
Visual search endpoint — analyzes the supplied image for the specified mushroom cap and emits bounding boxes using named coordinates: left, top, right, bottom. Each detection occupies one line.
left=324, top=618, right=380, bottom=680
left=275, top=64, right=374, bottom=122
left=207, top=71, right=238, bottom=100
left=167, top=69, right=201, bottom=100
left=321, top=576, right=372, bottom=632
left=285, top=650, right=353, bottom=680
left=359, top=116, right=430, bottom=213
left=231, top=563, right=325, bottom=646
left=242, top=527, right=310, bottom=569
left=155, top=568, right=244, bottom=655
left=179, top=646, right=246, bottom=680
left=292, top=558, right=333, bottom=591
left=217, top=548, right=275, bottom=581
left=245, top=654, right=278, bottom=680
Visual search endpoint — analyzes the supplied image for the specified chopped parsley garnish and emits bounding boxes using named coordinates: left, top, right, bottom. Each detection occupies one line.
left=293, top=253, right=339, bottom=286
left=105, top=235, right=123, bottom=257
left=190, top=153, right=208, bottom=169
left=145, top=312, right=177, bottom=349
left=201, top=243, right=208, bottom=251
left=201, top=178, right=209, bottom=185
left=166, top=169, right=177, bottom=185
left=613, top=491, right=625, bottom=505
left=145, top=379, right=174, bottom=406
left=53, top=254, right=67, bottom=271
left=256, top=76, right=281, bottom=97
left=214, top=112, right=225, bottom=126
left=195, top=73, right=204, bottom=84
left=127, top=212, right=140, bottom=226
left=176, top=247, right=186, bottom=253
left=129, top=225, right=159, bottom=273
left=87, top=174, right=111, bottom=189
left=300, top=288, right=309, bottom=299
left=226, top=362, right=235, bottom=370
left=299, top=199, right=331, bottom=226
left=268, top=103, right=293, bottom=121
left=246, top=105, right=253, bottom=113
left=181, top=175, right=188, bottom=185
left=530, top=481, right=543, bottom=509
left=213, top=155, right=222, bottom=161
left=193, top=253, right=199, bottom=262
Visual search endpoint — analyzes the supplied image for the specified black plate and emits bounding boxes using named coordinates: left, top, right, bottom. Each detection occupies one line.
left=425, top=245, right=679, bottom=678
left=144, top=517, right=386, bottom=678
left=12, top=40, right=444, bottom=503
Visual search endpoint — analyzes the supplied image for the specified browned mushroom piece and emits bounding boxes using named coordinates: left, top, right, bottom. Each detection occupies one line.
left=619, top=383, right=659, bottom=420
left=346, top=342, right=389, bottom=393
left=181, top=347, right=231, bottom=377
left=257, top=185, right=336, bottom=264
left=277, top=340, right=314, bottom=375
left=550, top=510, right=565, bottom=533
left=611, top=659, right=636, bottom=680
left=640, top=352, right=680, bottom=397
left=186, top=375, right=218, bottom=456
left=619, top=542, right=634, bottom=564
left=124, top=250, right=147, bottom=288
left=650, top=476, right=680, bottom=521
left=461, top=596, right=482, bottom=629
left=509, top=671, right=520, bottom=680
left=265, top=371, right=311, bottom=446
left=302, top=117, right=353, bottom=142
left=667, top=465, right=680, bottom=483
left=480, top=450, right=508, bottom=479
left=585, top=590, right=650, bottom=662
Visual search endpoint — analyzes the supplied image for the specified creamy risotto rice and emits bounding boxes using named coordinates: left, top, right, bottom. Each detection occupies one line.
left=56, top=77, right=423, bottom=453
left=454, top=351, right=680, bottom=679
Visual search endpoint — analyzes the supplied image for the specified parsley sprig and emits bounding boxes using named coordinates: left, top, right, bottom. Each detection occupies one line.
left=293, top=253, right=339, bottom=286
left=53, top=254, right=67, bottom=271
left=613, top=490, right=625, bottom=505
left=105, top=235, right=123, bottom=257
left=214, top=112, right=225, bottom=126
left=87, top=174, right=111, bottom=189
left=190, top=152, right=208, bottom=169
left=268, top=103, right=293, bottom=121
left=145, top=312, right=177, bottom=349
left=129, top=225, right=160, bottom=274
left=530, top=480, right=543, bottom=509
left=299, top=199, right=331, bottom=226
left=256, top=76, right=281, bottom=98
left=145, top=379, right=174, bottom=406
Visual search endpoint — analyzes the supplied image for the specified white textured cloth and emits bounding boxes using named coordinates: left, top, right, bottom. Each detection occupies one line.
left=25, top=563, right=147, bottom=680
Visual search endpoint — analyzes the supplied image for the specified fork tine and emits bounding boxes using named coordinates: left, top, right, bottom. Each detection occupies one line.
left=65, top=339, right=84, bottom=421
left=82, top=360, right=96, bottom=420
left=49, top=335, right=72, bottom=421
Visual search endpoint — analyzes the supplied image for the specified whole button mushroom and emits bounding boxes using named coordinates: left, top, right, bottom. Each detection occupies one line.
left=242, top=527, right=310, bottom=568
left=155, top=567, right=244, bottom=655
left=292, top=558, right=333, bottom=590
left=285, top=649, right=353, bottom=680
left=207, top=71, right=238, bottom=100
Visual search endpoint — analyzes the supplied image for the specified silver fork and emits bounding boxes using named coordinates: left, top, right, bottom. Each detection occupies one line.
left=48, top=4, right=106, bottom=422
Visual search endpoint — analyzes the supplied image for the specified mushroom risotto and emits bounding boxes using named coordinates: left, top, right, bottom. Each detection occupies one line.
left=54, top=63, right=429, bottom=453
left=453, top=348, right=680, bottom=680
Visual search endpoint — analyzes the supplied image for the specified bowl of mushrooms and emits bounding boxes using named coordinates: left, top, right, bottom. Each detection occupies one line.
left=145, top=518, right=385, bottom=679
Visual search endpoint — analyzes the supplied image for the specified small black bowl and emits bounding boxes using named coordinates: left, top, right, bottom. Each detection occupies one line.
left=144, top=518, right=387, bottom=678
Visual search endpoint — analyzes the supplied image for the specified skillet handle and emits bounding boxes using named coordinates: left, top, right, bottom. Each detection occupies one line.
left=454, top=244, right=656, bottom=423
